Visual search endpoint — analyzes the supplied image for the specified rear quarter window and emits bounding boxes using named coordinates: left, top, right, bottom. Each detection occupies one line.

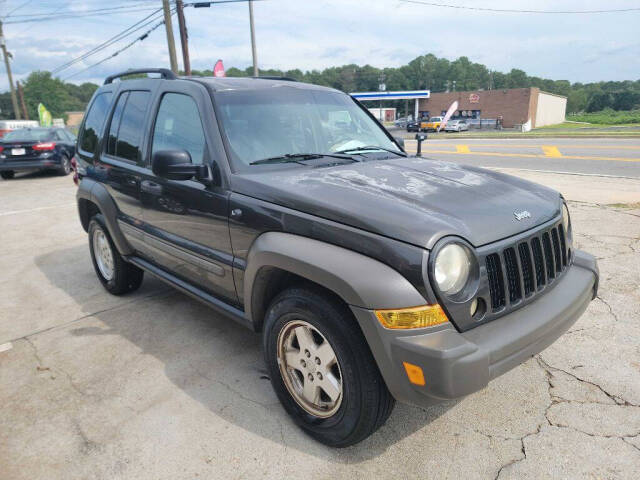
left=78, top=92, right=113, bottom=156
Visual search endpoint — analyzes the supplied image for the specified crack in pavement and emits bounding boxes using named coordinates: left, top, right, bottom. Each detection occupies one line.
left=537, top=356, right=637, bottom=407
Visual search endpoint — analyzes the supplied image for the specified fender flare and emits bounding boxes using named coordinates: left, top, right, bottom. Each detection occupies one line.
left=243, top=232, right=427, bottom=326
left=76, top=177, right=134, bottom=256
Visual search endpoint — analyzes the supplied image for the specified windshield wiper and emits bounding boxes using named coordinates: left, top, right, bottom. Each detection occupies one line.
left=249, top=152, right=358, bottom=166
left=335, top=145, right=407, bottom=157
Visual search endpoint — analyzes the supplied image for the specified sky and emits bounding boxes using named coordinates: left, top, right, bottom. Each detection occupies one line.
left=1, top=0, right=639, bottom=92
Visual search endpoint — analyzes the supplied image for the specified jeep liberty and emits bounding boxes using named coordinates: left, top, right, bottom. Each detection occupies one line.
left=75, top=69, right=599, bottom=447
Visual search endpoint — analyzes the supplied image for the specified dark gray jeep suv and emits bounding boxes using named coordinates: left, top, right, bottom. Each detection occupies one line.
left=75, top=68, right=599, bottom=447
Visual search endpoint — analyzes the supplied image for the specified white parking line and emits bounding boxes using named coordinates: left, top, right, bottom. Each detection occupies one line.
left=0, top=203, right=75, bottom=217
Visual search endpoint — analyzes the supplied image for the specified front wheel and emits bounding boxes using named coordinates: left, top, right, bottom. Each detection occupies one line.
left=263, top=286, right=394, bottom=447
left=88, top=214, right=144, bottom=295
left=1, top=171, right=15, bottom=180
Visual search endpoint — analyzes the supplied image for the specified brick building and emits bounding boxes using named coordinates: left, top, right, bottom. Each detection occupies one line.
left=418, top=87, right=566, bottom=129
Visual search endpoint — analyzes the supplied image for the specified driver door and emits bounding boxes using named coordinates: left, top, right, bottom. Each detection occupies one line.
left=139, top=84, right=237, bottom=303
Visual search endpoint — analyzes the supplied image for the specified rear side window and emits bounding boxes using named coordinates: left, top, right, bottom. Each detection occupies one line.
left=106, top=92, right=129, bottom=156
left=79, top=92, right=113, bottom=154
left=151, top=93, right=206, bottom=165
left=107, top=91, right=150, bottom=163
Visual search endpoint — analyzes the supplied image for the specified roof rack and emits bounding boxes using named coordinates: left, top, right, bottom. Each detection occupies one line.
left=104, top=68, right=177, bottom=85
left=252, top=76, right=298, bottom=82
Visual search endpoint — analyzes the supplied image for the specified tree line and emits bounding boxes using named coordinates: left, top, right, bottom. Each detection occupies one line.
left=1, top=54, right=638, bottom=120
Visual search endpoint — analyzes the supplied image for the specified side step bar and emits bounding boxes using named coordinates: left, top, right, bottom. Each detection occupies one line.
left=127, top=256, right=253, bottom=330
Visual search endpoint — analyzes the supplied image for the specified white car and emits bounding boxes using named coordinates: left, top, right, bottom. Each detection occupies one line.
left=444, top=119, right=469, bottom=132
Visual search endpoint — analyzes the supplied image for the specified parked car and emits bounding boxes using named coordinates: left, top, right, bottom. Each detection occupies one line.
left=406, top=119, right=420, bottom=132
left=444, top=119, right=470, bottom=132
left=420, top=116, right=443, bottom=131
left=394, top=117, right=408, bottom=128
left=0, top=119, right=40, bottom=138
left=0, top=127, right=76, bottom=179
left=75, top=68, right=599, bottom=447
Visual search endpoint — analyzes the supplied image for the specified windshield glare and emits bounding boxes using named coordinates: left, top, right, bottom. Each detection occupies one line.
left=215, top=88, right=398, bottom=168
left=2, top=128, right=53, bottom=142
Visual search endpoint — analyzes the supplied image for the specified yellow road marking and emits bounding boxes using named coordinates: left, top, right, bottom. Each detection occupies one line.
left=405, top=142, right=640, bottom=150
left=542, top=145, right=563, bottom=157
left=403, top=148, right=640, bottom=163
left=456, top=144, right=471, bottom=154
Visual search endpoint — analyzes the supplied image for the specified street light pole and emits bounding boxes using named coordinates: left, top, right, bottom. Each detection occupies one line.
left=162, top=0, right=179, bottom=74
left=248, top=0, right=258, bottom=76
left=175, top=0, right=191, bottom=75
left=0, top=20, right=21, bottom=120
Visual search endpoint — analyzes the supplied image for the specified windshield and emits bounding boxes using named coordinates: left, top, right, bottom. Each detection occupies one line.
left=215, top=87, right=398, bottom=168
left=430, top=117, right=442, bottom=122
left=2, top=128, right=53, bottom=142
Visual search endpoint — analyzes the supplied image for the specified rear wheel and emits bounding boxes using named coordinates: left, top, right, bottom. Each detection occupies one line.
left=88, top=214, right=143, bottom=295
left=1, top=171, right=15, bottom=180
left=57, top=155, right=71, bottom=176
left=263, top=286, right=394, bottom=447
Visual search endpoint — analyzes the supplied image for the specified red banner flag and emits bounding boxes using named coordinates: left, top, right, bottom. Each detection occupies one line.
left=213, top=59, right=225, bottom=77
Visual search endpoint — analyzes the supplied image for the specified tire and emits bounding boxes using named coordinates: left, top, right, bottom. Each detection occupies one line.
left=57, top=155, right=71, bottom=176
left=88, top=214, right=144, bottom=295
left=263, top=286, right=395, bottom=447
left=1, top=171, right=15, bottom=180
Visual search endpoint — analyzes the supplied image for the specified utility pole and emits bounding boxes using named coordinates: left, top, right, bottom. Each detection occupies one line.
left=175, top=0, right=191, bottom=75
left=162, top=0, right=179, bottom=74
left=0, top=20, right=21, bottom=119
left=248, top=0, right=258, bottom=76
left=17, top=81, right=28, bottom=120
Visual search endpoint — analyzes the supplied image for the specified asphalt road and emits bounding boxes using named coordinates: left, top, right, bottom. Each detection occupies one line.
left=402, top=137, right=640, bottom=178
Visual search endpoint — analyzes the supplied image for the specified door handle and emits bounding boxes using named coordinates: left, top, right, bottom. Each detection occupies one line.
left=141, top=180, right=162, bottom=195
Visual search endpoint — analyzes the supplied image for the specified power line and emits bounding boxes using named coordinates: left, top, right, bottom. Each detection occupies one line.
left=62, top=17, right=167, bottom=81
left=3, top=5, right=160, bottom=24
left=51, top=8, right=164, bottom=74
left=1, top=0, right=33, bottom=19
left=7, top=3, right=159, bottom=19
left=399, top=0, right=640, bottom=14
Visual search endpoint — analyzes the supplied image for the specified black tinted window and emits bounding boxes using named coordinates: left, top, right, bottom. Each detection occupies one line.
left=115, top=91, right=150, bottom=162
left=152, top=93, right=206, bottom=165
left=106, top=92, right=128, bottom=156
left=79, top=92, right=112, bottom=154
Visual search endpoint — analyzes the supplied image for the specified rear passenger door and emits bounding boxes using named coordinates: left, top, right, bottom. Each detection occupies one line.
left=138, top=82, right=237, bottom=304
left=99, top=89, right=151, bottom=227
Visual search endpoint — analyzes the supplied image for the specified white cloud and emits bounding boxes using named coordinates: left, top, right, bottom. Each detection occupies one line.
left=1, top=0, right=638, bottom=91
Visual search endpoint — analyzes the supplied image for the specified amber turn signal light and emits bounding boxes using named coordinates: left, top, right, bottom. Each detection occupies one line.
left=375, top=304, right=449, bottom=329
left=403, top=362, right=426, bottom=386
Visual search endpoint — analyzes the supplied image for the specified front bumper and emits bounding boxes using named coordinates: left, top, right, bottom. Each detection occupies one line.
left=0, top=155, right=62, bottom=171
left=351, top=250, right=598, bottom=408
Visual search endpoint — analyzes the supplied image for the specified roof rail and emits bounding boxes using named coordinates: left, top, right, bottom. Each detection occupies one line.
left=252, top=76, right=298, bottom=82
left=104, top=68, right=177, bottom=85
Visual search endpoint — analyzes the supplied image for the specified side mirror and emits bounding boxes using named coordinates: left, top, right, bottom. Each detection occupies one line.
left=394, top=136, right=405, bottom=151
left=151, top=149, right=207, bottom=181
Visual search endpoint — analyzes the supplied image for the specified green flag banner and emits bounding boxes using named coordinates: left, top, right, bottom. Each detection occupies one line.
left=37, top=103, right=52, bottom=127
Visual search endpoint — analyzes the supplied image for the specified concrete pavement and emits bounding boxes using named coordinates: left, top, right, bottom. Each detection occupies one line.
left=1, top=169, right=639, bottom=479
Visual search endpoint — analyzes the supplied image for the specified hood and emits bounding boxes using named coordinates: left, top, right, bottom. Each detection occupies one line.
left=231, top=157, right=562, bottom=249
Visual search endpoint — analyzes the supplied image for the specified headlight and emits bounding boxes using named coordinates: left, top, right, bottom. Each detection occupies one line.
left=562, top=203, right=570, bottom=234
left=434, top=243, right=471, bottom=295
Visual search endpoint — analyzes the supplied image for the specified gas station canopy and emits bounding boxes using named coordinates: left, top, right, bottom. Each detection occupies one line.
left=350, top=90, right=431, bottom=101
left=350, top=90, right=430, bottom=120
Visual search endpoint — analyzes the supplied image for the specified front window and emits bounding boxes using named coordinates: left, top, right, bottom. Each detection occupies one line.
left=215, top=88, right=397, bottom=169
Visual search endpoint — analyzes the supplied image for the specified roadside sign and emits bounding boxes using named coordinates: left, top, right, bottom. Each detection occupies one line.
left=440, top=100, right=459, bottom=131
left=469, top=93, right=480, bottom=103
